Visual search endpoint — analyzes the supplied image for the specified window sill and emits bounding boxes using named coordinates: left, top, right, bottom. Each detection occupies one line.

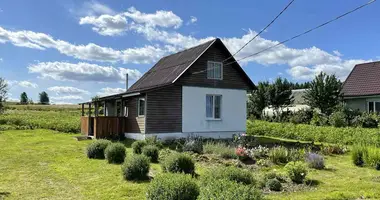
left=206, top=118, right=222, bottom=121
left=138, top=115, right=145, bottom=118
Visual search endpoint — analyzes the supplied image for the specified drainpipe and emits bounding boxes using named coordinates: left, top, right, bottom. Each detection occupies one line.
left=126, top=73, right=129, bottom=92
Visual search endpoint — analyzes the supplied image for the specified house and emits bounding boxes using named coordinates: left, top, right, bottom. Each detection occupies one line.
left=342, top=61, right=380, bottom=112
left=79, top=38, right=256, bottom=140
left=262, top=89, right=310, bottom=116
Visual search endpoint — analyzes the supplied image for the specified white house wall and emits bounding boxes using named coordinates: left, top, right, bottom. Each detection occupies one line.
left=182, top=86, right=247, bottom=133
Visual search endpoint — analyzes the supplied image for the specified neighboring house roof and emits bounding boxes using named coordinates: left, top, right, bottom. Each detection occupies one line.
left=292, top=89, right=307, bottom=104
left=342, top=61, right=380, bottom=97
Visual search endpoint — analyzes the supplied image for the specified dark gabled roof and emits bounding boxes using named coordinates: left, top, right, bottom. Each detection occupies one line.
left=342, top=61, right=380, bottom=97
left=127, top=39, right=217, bottom=92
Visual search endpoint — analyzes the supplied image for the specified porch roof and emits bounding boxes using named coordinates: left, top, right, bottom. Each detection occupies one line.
left=78, top=92, right=141, bottom=105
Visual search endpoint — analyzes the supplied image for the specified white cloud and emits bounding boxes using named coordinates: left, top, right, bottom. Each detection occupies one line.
left=51, top=95, right=83, bottom=101
left=28, top=61, right=142, bottom=82
left=77, top=1, right=115, bottom=16
left=47, top=86, right=90, bottom=95
left=51, top=101, right=74, bottom=105
left=333, top=50, right=343, bottom=57
left=6, top=80, right=38, bottom=88
left=97, top=87, right=125, bottom=97
left=187, top=16, right=197, bottom=25
left=18, top=81, right=38, bottom=88
left=0, top=26, right=168, bottom=64
left=0, top=58, right=2, bottom=62
left=79, top=7, right=183, bottom=36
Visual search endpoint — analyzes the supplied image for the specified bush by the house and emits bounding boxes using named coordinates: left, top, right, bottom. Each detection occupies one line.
left=351, top=145, right=367, bottom=167
left=202, top=166, right=256, bottom=185
left=142, top=145, right=159, bottom=163
left=204, top=142, right=237, bottom=159
left=353, top=112, right=378, bottom=128
left=104, top=143, right=126, bottom=164
left=305, top=152, right=325, bottom=169
left=285, top=161, right=308, bottom=184
left=132, top=140, right=147, bottom=154
left=364, top=147, right=380, bottom=170
left=182, top=135, right=203, bottom=154
left=122, top=154, right=150, bottom=181
left=86, top=139, right=112, bottom=159
left=310, top=112, right=329, bottom=126
left=289, top=109, right=313, bottom=124
left=161, top=153, right=195, bottom=174
left=146, top=173, right=199, bottom=200
left=269, top=146, right=289, bottom=164
left=145, top=136, right=163, bottom=149
left=199, top=179, right=263, bottom=200
left=329, top=111, right=347, bottom=128
left=266, top=178, right=282, bottom=191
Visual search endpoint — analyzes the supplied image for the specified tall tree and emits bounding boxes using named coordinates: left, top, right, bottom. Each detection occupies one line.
left=303, top=72, right=342, bottom=115
left=0, top=78, right=7, bottom=113
left=20, top=92, right=29, bottom=104
left=39, top=91, right=50, bottom=105
left=266, top=77, right=294, bottom=114
left=247, top=81, right=269, bottom=118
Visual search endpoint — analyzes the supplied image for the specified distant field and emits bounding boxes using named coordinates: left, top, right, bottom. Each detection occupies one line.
left=5, top=102, right=82, bottom=111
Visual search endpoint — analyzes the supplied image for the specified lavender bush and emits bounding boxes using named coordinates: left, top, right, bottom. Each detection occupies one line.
left=305, top=152, right=325, bottom=169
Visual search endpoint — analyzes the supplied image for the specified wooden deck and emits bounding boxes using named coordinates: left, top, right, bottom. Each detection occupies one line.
left=80, top=116, right=127, bottom=139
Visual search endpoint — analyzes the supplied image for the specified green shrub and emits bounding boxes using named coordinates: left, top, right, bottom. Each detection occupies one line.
left=285, top=161, right=308, bottom=184
left=204, top=142, right=237, bottom=159
left=199, top=179, right=262, bottom=200
left=329, top=111, right=347, bottom=128
left=310, top=111, right=329, bottom=126
left=202, top=166, right=256, bottom=185
left=161, top=153, right=195, bottom=174
left=132, top=140, right=147, bottom=154
left=321, top=144, right=347, bottom=155
left=264, top=170, right=287, bottom=183
left=104, top=143, right=126, bottom=164
left=142, top=145, right=159, bottom=163
left=351, top=145, right=367, bottom=167
left=86, top=139, right=112, bottom=159
left=364, top=147, right=380, bottom=170
left=145, top=136, right=163, bottom=149
left=183, top=135, right=203, bottom=154
left=147, top=173, right=199, bottom=200
left=266, top=178, right=282, bottom=191
left=122, top=155, right=150, bottom=181
left=269, top=146, right=289, bottom=164
left=246, top=120, right=380, bottom=146
left=290, top=109, right=313, bottom=124
left=353, top=112, right=378, bottom=128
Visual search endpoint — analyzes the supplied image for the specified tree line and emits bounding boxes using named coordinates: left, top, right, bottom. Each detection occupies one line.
left=19, top=91, right=50, bottom=105
left=248, top=72, right=342, bottom=118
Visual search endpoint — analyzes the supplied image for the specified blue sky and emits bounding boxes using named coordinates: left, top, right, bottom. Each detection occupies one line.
left=0, top=0, right=379, bottom=104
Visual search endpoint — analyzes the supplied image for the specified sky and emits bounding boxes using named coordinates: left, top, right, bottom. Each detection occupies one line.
left=0, top=0, right=379, bottom=104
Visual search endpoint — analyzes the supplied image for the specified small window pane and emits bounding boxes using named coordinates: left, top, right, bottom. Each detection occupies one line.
left=206, top=95, right=213, bottom=118
left=214, top=96, right=221, bottom=118
left=369, top=102, right=374, bottom=112
left=376, top=102, right=380, bottom=113
left=214, top=63, right=221, bottom=79
left=138, top=99, right=145, bottom=116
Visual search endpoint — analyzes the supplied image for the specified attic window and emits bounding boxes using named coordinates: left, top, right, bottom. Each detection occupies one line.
left=207, top=61, right=223, bottom=80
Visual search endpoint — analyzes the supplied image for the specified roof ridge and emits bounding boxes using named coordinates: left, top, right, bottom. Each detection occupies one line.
left=160, top=38, right=217, bottom=59
left=355, top=60, right=380, bottom=66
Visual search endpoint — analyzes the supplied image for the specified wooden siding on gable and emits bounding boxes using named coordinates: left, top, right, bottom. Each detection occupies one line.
left=125, top=95, right=145, bottom=133
left=146, top=85, right=182, bottom=133
left=178, top=42, right=252, bottom=90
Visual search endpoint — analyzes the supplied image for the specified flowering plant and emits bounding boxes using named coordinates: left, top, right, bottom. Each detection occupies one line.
left=235, top=146, right=249, bottom=161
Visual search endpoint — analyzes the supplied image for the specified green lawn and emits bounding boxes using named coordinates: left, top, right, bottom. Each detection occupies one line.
left=2, top=129, right=380, bottom=200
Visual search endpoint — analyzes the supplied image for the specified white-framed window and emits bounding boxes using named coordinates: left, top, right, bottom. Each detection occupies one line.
left=368, top=101, right=380, bottom=113
left=138, top=98, right=145, bottom=117
left=207, top=61, right=223, bottom=80
left=206, top=95, right=222, bottom=119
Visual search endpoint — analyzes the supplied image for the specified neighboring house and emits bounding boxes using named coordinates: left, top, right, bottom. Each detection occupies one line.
left=342, top=61, right=380, bottom=112
left=262, top=89, right=310, bottom=116
left=80, top=38, right=255, bottom=140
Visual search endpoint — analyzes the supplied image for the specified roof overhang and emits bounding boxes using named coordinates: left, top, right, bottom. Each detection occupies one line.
left=343, top=94, right=380, bottom=99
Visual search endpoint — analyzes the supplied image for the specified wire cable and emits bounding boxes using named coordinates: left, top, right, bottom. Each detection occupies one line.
left=222, top=0, right=296, bottom=63
left=224, top=0, right=376, bottom=66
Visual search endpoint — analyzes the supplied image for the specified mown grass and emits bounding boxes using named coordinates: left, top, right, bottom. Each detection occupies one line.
left=2, top=129, right=380, bottom=200
left=247, top=120, right=380, bottom=146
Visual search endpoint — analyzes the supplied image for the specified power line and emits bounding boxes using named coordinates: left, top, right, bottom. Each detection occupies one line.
left=222, top=0, right=296, bottom=63
left=224, top=0, right=377, bottom=66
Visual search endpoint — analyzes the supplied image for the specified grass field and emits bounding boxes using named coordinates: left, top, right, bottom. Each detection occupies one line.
left=2, top=129, right=380, bottom=200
